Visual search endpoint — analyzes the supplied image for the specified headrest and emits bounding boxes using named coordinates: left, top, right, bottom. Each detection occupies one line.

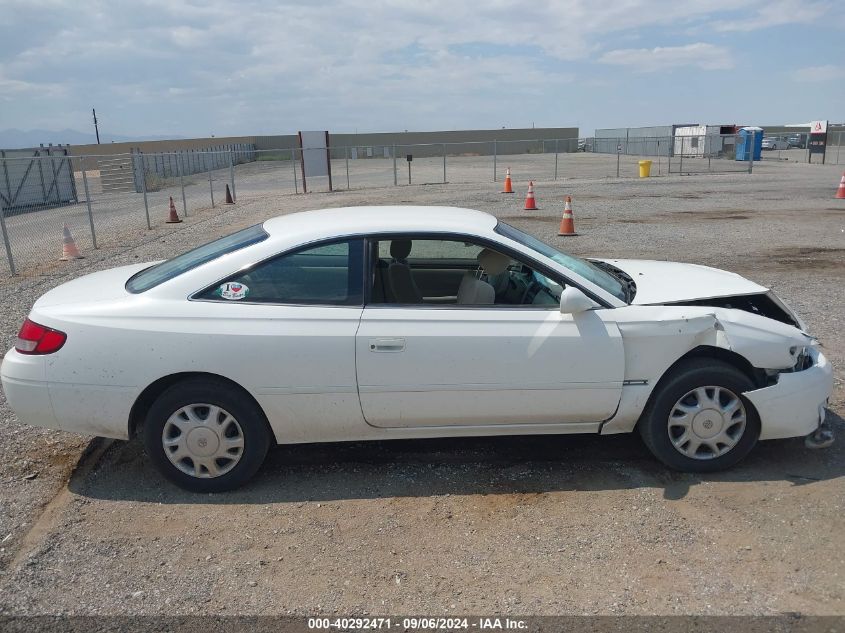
left=390, top=239, right=413, bottom=260
left=477, top=249, right=510, bottom=275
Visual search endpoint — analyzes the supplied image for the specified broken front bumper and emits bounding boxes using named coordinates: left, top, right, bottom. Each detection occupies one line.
left=805, top=408, right=834, bottom=449
left=743, top=348, right=834, bottom=441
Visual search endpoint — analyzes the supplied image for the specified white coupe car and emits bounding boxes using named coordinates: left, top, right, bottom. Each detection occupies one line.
left=1, top=207, right=834, bottom=491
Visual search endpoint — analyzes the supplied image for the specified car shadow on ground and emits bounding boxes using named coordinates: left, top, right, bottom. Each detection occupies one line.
left=70, top=412, right=844, bottom=505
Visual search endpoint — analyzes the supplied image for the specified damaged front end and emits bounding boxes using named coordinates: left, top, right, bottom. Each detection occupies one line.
left=604, top=303, right=834, bottom=445
left=742, top=346, right=833, bottom=442
left=666, top=296, right=833, bottom=444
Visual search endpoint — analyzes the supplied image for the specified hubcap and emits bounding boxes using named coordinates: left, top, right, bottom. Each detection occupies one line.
left=667, top=386, right=746, bottom=460
left=162, top=403, right=245, bottom=478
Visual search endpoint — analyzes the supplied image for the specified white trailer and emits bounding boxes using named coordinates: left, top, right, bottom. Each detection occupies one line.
left=674, top=125, right=736, bottom=158
left=674, top=125, right=706, bottom=157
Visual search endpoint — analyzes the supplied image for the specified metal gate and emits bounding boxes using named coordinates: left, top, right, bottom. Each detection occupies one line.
left=0, top=147, right=78, bottom=214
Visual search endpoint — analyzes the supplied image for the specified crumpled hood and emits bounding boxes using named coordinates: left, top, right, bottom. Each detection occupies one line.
left=594, top=259, right=768, bottom=305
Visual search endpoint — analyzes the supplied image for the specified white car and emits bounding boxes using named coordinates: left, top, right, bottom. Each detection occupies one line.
left=1, top=207, right=834, bottom=492
left=762, top=137, right=785, bottom=150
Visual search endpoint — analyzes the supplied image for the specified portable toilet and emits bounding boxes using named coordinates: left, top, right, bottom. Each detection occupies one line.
left=736, top=127, right=763, bottom=161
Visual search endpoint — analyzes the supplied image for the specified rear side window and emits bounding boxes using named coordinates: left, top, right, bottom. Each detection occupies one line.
left=195, top=239, right=364, bottom=305
left=126, top=225, right=268, bottom=293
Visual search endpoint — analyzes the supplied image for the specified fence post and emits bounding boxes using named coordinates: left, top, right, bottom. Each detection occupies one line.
left=748, top=131, right=754, bottom=174
left=177, top=153, right=188, bottom=217
left=229, top=151, right=236, bottom=202
left=207, top=153, right=215, bottom=207
left=139, top=152, right=151, bottom=229
left=554, top=139, right=559, bottom=180
left=667, top=136, right=672, bottom=174
left=493, top=140, right=497, bottom=182
left=442, top=144, right=447, bottom=183
left=0, top=203, right=15, bottom=276
left=292, top=149, right=299, bottom=194
left=393, top=145, right=397, bottom=186
left=345, top=146, right=350, bottom=189
left=657, top=140, right=661, bottom=176
left=81, top=168, right=97, bottom=249
left=616, top=138, right=621, bottom=178
left=679, top=138, right=685, bottom=175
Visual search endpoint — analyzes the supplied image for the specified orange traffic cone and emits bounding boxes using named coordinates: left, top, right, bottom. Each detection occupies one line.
left=558, top=196, right=578, bottom=236
left=502, top=167, right=514, bottom=194
left=60, top=225, right=83, bottom=260
left=166, top=196, right=183, bottom=223
left=836, top=172, right=845, bottom=199
left=225, top=184, right=235, bottom=204
left=524, top=181, right=537, bottom=210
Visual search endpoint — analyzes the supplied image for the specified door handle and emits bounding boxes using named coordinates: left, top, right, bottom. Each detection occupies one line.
left=369, top=337, right=405, bottom=352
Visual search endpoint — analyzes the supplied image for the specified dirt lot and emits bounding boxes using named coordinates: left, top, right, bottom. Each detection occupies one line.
left=0, top=155, right=843, bottom=616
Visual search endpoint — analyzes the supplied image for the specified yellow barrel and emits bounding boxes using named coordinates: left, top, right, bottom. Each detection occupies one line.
left=638, top=160, right=652, bottom=178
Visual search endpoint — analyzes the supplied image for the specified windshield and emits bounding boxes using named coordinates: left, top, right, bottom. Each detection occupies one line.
left=126, top=224, right=268, bottom=293
left=495, top=222, right=627, bottom=302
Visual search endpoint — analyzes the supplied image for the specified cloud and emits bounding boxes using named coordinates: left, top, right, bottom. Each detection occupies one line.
left=598, top=43, right=734, bottom=72
left=712, top=0, right=831, bottom=31
left=0, top=0, right=839, bottom=135
left=791, top=65, right=845, bottom=82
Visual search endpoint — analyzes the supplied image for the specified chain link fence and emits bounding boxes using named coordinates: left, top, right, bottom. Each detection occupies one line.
left=755, top=130, right=844, bottom=164
left=2, top=132, right=842, bottom=277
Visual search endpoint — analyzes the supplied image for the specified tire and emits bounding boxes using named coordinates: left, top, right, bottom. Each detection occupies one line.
left=143, top=378, right=272, bottom=492
left=638, top=359, right=760, bottom=473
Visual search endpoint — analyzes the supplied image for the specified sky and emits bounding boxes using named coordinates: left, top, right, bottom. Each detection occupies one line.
left=0, top=0, right=843, bottom=141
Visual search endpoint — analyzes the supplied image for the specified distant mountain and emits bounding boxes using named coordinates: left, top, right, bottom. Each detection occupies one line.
left=0, top=128, right=184, bottom=149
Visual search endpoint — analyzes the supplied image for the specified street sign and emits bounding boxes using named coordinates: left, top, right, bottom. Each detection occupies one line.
left=808, top=120, right=828, bottom=164
left=810, top=120, right=828, bottom=134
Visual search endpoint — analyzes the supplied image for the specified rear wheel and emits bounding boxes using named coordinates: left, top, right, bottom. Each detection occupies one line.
left=143, top=378, right=271, bottom=492
left=639, top=359, right=760, bottom=472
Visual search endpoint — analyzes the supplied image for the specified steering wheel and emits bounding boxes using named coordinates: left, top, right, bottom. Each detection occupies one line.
left=520, top=279, right=542, bottom=305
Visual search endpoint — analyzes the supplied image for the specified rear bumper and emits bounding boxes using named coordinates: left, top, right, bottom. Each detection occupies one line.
left=1, top=348, right=60, bottom=431
left=1, top=348, right=132, bottom=439
left=744, top=349, right=834, bottom=441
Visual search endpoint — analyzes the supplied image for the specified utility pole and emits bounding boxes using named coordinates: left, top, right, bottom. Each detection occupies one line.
left=92, top=108, right=100, bottom=144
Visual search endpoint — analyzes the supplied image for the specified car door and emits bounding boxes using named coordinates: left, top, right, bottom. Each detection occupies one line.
left=190, top=238, right=366, bottom=442
left=356, top=236, right=625, bottom=429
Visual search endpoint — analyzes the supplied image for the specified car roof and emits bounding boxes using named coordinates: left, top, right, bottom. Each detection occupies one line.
left=262, top=206, right=498, bottom=242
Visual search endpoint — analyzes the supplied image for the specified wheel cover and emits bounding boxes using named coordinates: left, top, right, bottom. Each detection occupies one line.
left=162, top=403, right=245, bottom=478
left=667, top=386, right=747, bottom=460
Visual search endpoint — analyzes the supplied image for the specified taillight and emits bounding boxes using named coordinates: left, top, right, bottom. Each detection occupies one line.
left=15, top=318, right=67, bottom=355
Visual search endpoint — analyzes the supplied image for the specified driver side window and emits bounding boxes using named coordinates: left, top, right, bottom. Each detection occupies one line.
left=370, top=238, right=562, bottom=307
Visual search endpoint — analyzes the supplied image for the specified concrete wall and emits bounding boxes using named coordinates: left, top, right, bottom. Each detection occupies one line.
left=68, top=128, right=580, bottom=163
left=68, top=136, right=259, bottom=171
left=69, top=135, right=259, bottom=157
left=330, top=128, right=579, bottom=158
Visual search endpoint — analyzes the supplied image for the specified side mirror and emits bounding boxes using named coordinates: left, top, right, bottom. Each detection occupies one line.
left=559, top=287, right=595, bottom=314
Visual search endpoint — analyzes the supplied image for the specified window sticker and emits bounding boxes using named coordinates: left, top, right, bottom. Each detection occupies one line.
left=217, top=282, right=249, bottom=301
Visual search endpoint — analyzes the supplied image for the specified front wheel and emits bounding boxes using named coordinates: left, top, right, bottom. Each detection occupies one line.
left=143, top=378, right=272, bottom=492
left=639, top=359, right=760, bottom=472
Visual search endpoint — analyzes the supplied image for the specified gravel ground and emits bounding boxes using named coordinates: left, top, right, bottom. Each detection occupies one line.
left=0, top=155, right=843, bottom=616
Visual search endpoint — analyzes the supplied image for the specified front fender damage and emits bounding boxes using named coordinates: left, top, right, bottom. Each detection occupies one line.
left=600, top=307, right=818, bottom=435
